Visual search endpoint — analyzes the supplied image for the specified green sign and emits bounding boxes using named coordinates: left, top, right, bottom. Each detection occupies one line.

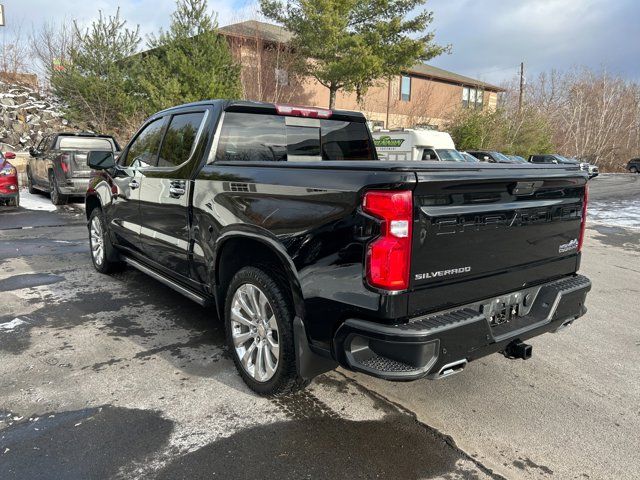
left=374, top=136, right=405, bottom=148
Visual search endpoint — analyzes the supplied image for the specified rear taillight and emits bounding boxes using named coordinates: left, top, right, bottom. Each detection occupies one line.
left=578, top=183, right=588, bottom=252
left=275, top=104, right=332, bottom=119
left=362, top=190, right=413, bottom=291
left=60, top=153, right=70, bottom=173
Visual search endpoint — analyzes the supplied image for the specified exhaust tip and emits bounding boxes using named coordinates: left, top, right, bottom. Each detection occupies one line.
left=503, top=340, right=532, bottom=360
left=429, top=359, right=468, bottom=379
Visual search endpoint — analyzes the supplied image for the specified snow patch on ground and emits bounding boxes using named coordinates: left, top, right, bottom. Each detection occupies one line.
left=589, top=200, right=640, bottom=230
left=0, top=318, right=27, bottom=331
left=19, top=191, right=57, bottom=212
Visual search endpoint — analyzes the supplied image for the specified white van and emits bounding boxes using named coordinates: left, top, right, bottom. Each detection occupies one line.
left=372, top=129, right=466, bottom=162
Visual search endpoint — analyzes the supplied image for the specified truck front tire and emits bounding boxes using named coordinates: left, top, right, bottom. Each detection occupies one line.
left=224, top=266, right=308, bottom=396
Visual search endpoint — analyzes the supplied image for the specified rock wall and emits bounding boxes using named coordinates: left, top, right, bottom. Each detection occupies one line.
left=0, top=80, right=73, bottom=151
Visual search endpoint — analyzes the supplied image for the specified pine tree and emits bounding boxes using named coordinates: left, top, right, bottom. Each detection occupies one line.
left=51, top=9, right=142, bottom=135
left=260, top=0, right=447, bottom=108
left=139, top=0, right=241, bottom=112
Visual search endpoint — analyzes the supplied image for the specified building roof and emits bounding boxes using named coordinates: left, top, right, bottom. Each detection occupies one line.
left=220, top=20, right=504, bottom=92
left=406, top=63, right=503, bottom=92
left=219, top=20, right=293, bottom=44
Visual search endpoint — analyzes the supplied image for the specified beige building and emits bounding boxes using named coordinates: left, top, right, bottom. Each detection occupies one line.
left=220, top=20, right=504, bottom=129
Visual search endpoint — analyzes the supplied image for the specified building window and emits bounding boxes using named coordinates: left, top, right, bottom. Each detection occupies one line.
left=400, top=75, right=411, bottom=102
left=462, top=87, right=470, bottom=108
left=462, top=86, right=484, bottom=109
left=275, top=68, right=289, bottom=86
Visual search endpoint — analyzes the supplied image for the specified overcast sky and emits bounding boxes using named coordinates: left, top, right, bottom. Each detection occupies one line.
left=3, top=0, right=639, bottom=85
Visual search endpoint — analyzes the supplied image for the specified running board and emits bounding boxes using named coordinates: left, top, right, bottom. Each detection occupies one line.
left=122, top=257, right=211, bottom=307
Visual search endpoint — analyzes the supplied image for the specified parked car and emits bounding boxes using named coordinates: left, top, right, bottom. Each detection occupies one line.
left=507, top=154, right=527, bottom=163
left=460, top=151, right=480, bottom=162
left=0, top=151, right=19, bottom=206
left=27, top=132, right=120, bottom=205
left=467, top=150, right=516, bottom=163
left=85, top=100, right=592, bottom=396
left=529, top=154, right=599, bottom=178
left=372, top=129, right=465, bottom=161
left=627, top=158, right=640, bottom=173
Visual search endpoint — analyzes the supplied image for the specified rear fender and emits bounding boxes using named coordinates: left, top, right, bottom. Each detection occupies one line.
left=212, top=228, right=305, bottom=320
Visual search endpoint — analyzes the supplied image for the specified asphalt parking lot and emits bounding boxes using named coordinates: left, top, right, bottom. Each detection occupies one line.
left=0, top=174, right=638, bottom=480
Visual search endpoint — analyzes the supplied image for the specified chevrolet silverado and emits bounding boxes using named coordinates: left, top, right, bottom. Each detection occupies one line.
left=84, top=100, right=591, bottom=396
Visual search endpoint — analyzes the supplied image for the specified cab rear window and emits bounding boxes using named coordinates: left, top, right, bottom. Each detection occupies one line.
left=57, top=137, right=116, bottom=151
left=215, top=112, right=374, bottom=162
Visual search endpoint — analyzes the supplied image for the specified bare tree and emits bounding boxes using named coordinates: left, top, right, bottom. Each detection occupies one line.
left=357, top=76, right=457, bottom=130
left=223, top=13, right=308, bottom=104
left=0, top=21, right=29, bottom=77
left=29, top=19, right=76, bottom=88
left=499, top=68, right=640, bottom=171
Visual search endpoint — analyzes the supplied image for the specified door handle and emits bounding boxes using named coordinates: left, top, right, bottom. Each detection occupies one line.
left=129, top=180, right=140, bottom=190
left=169, top=186, right=186, bottom=198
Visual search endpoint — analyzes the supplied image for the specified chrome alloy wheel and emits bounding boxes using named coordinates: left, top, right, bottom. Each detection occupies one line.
left=230, top=283, right=280, bottom=382
left=90, top=215, right=105, bottom=266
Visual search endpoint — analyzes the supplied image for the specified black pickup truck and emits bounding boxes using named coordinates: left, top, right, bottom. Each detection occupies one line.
left=27, top=132, right=120, bottom=205
left=85, top=100, right=591, bottom=396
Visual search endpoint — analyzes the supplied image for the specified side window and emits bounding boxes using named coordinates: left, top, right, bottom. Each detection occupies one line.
left=157, top=112, right=206, bottom=168
left=422, top=149, right=437, bottom=160
left=122, top=118, right=166, bottom=168
left=216, top=112, right=286, bottom=162
left=531, top=155, right=543, bottom=163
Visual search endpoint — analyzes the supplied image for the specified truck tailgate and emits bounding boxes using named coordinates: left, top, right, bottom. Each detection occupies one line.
left=62, top=151, right=91, bottom=178
left=409, top=168, right=587, bottom=315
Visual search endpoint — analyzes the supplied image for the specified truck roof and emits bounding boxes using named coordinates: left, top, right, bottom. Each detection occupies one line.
left=55, top=132, right=116, bottom=139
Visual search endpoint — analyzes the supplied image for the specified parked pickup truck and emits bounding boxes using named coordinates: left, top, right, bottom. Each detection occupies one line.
left=27, top=132, right=120, bottom=205
left=85, top=100, right=591, bottom=396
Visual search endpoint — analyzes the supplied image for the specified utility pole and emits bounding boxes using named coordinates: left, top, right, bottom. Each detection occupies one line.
left=518, top=62, right=525, bottom=113
left=385, top=76, right=391, bottom=128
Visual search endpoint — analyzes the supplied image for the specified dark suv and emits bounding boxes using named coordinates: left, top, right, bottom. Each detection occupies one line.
left=627, top=158, right=640, bottom=173
left=467, top=150, right=515, bottom=163
left=530, top=154, right=599, bottom=178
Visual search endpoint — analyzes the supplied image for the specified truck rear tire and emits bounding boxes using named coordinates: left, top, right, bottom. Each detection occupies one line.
left=27, top=168, right=37, bottom=194
left=49, top=172, right=68, bottom=205
left=88, top=208, right=123, bottom=274
left=224, top=266, right=308, bottom=396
